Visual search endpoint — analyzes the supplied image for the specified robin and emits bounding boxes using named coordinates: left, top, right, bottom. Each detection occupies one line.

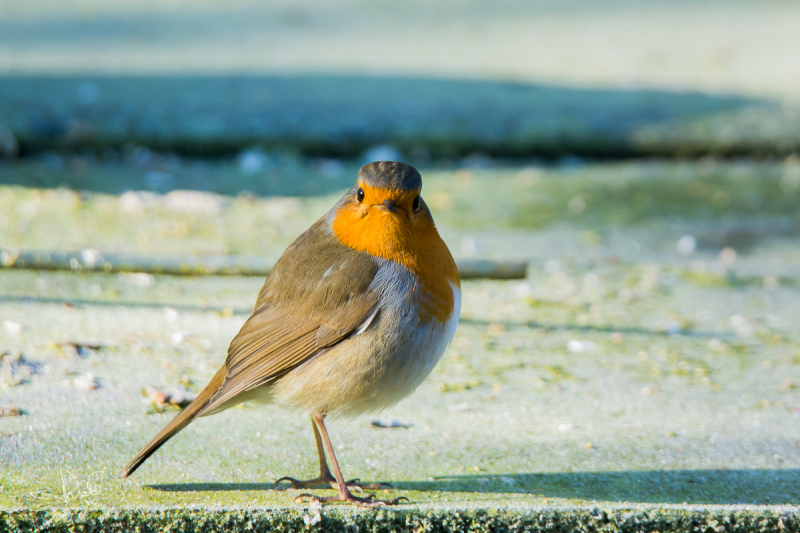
left=120, top=161, right=461, bottom=507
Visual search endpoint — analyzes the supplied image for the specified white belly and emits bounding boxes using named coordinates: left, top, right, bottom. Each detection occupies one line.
left=270, top=278, right=461, bottom=417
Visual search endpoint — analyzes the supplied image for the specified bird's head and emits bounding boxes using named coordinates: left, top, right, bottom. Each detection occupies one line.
left=330, top=161, right=439, bottom=258
left=330, top=161, right=459, bottom=317
left=338, top=161, right=429, bottom=224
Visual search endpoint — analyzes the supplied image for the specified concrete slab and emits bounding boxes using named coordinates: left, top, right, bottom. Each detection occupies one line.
left=2, top=162, right=800, bottom=529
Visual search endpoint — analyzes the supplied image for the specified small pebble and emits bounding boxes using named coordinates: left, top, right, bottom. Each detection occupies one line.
left=567, top=339, right=595, bottom=353
left=168, top=389, right=193, bottom=407
left=676, top=235, right=697, bottom=255
left=719, top=247, right=737, bottom=265
left=237, top=148, right=270, bottom=175
left=73, top=373, right=99, bottom=391
left=146, top=388, right=170, bottom=404
left=119, top=191, right=160, bottom=212
left=128, top=273, right=155, bottom=288
left=3, top=320, right=23, bottom=335
left=487, top=323, right=505, bottom=336
left=568, top=196, right=586, bottom=215
left=707, top=338, right=726, bottom=351
left=371, top=418, right=411, bottom=428
left=164, top=190, right=224, bottom=215
left=447, top=403, right=469, bottom=413
left=544, top=259, right=563, bottom=273
left=80, top=248, right=99, bottom=268
left=143, top=386, right=195, bottom=407
left=0, top=405, right=22, bottom=417
left=71, top=342, right=101, bottom=358
left=460, top=235, right=479, bottom=255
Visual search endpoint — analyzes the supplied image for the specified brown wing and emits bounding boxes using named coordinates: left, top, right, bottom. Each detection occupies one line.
left=198, top=218, right=380, bottom=415
left=120, top=216, right=379, bottom=478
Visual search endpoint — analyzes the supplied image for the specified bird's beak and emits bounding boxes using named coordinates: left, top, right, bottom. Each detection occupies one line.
left=380, top=199, right=398, bottom=212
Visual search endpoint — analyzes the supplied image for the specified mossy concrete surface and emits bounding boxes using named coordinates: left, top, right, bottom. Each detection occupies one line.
left=2, top=161, right=800, bottom=529
left=2, top=158, right=799, bottom=257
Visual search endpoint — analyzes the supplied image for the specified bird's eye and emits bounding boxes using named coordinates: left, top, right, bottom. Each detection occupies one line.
left=412, top=195, right=420, bottom=211
left=357, top=187, right=365, bottom=203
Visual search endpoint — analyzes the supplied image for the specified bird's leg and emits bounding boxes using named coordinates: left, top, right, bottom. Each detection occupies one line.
left=294, top=413, right=408, bottom=508
left=275, top=418, right=335, bottom=488
left=276, top=417, right=390, bottom=492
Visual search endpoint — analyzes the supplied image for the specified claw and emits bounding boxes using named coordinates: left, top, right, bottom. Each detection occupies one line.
left=293, top=491, right=409, bottom=508
left=276, top=473, right=388, bottom=493
left=275, top=474, right=336, bottom=490
left=275, top=476, right=310, bottom=489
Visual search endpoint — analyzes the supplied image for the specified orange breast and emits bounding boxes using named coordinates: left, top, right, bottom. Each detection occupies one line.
left=331, top=195, right=459, bottom=323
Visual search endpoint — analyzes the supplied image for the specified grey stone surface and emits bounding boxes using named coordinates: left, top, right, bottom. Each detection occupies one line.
left=2, top=162, right=800, bottom=525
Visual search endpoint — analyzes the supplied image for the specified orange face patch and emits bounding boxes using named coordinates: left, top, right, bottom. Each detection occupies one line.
left=331, top=182, right=460, bottom=323
left=355, top=182, right=419, bottom=214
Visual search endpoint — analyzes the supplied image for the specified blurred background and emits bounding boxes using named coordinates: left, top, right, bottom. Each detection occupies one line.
left=1, top=0, right=800, bottom=258
left=3, top=0, right=800, bottom=509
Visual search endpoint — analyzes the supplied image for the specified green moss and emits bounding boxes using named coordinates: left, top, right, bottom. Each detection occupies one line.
left=3, top=508, right=800, bottom=533
left=681, top=270, right=731, bottom=288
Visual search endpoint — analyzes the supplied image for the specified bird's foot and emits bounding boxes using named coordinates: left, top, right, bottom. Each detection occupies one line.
left=276, top=474, right=391, bottom=492
left=295, top=491, right=409, bottom=508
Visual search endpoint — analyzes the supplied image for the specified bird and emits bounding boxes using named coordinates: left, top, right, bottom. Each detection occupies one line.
left=120, top=161, right=461, bottom=507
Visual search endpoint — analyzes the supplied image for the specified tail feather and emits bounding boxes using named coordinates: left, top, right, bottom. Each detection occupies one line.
left=119, top=365, right=227, bottom=479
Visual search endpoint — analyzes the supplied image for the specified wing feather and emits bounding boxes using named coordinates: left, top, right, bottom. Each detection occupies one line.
left=197, top=218, right=383, bottom=416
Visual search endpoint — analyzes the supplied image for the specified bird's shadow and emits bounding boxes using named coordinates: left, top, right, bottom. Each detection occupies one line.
left=150, top=469, right=800, bottom=505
